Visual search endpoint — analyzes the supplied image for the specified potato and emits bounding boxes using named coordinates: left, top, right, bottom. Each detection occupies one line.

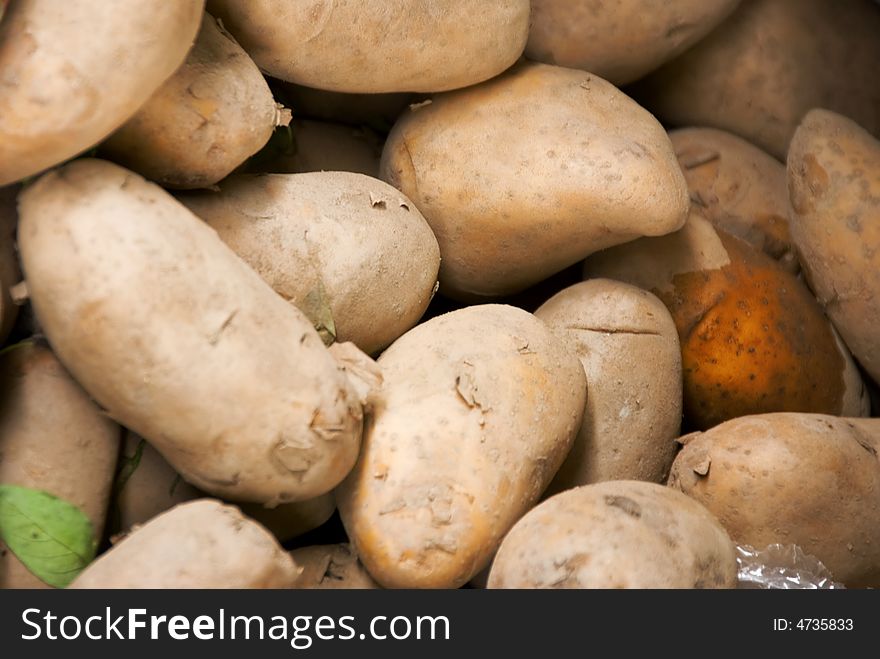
left=207, top=0, right=529, bottom=93
left=273, top=84, right=415, bottom=133
left=0, top=0, right=203, bottom=186
left=487, top=481, right=737, bottom=589
left=100, top=14, right=287, bottom=189
left=381, top=62, right=689, bottom=299
left=535, top=280, right=682, bottom=491
left=18, top=159, right=368, bottom=505
left=71, top=500, right=301, bottom=588
left=787, top=110, right=880, bottom=385
left=670, top=127, right=797, bottom=272
left=669, top=413, right=880, bottom=587
left=336, top=304, right=586, bottom=588
left=526, top=0, right=741, bottom=86
left=0, top=341, right=120, bottom=589
left=291, top=544, right=379, bottom=590
left=584, top=212, right=869, bottom=430
left=245, top=120, right=382, bottom=179
left=0, top=186, right=20, bottom=343
left=634, top=0, right=880, bottom=160
left=179, top=172, right=440, bottom=355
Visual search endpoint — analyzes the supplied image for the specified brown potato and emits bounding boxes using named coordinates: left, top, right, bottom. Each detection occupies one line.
left=635, top=0, right=880, bottom=159
left=584, top=212, right=869, bottom=429
left=670, top=127, right=796, bottom=271
left=0, top=341, right=120, bottom=588
left=526, top=0, right=741, bottom=85
left=787, top=109, right=880, bottom=385
left=669, top=413, right=880, bottom=587
left=535, top=279, right=682, bottom=490
left=291, top=544, right=379, bottom=590
left=381, top=62, right=689, bottom=299
left=488, top=481, right=737, bottom=589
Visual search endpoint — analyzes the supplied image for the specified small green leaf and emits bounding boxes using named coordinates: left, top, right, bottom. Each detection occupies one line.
left=113, top=438, right=146, bottom=499
left=0, top=485, right=97, bottom=588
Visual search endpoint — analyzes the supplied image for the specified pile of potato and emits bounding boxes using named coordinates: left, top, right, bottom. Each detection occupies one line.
left=1, top=0, right=878, bottom=590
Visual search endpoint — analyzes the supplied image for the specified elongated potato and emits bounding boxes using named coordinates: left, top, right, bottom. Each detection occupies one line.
left=0, top=186, right=20, bottom=343
left=787, top=110, right=880, bottom=385
left=337, top=305, right=586, bottom=588
left=381, top=62, right=689, bottom=299
left=535, top=280, right=682, bottom=490
left=100, top=14, right=287, bottom=189
left=488, top=481, right=737, bottom=589
left=527, top=0, right=741, bottom=86
left=0, top=341, right=120, bottom=589
left=669, top=414, right=880, bottom=587
left=0, top=0, right=203, bottom=186
left=180, top=172, right=440, bottom=354
left=635, top=0, right=880, bottom=159
left=584, top=212, right=869, bottom=429
left=291, top=544, right=379, bottom=590
left=18, top=159, right=366, bottom=505
left=207, top=0, right=529, bottom=93
left=71, top=500, right=301, bottom=588
left=670, top=127, right=796, bottom=271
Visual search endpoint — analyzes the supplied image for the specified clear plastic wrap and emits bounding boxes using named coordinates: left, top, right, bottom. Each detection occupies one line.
left=736, top=544, right=843, bottom=589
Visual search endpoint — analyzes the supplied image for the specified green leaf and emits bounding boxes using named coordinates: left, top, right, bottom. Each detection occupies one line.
left=0, top=485, right=97, bottom=588
left=113, top=437, right=146, bottom=499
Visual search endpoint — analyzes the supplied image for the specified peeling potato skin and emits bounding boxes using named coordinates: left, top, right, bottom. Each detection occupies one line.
left=336, top=305, right=586, bottom=589
left=100, top=14, right=282, bottom=190
left=0, top=186, right=20, bottom=343
left=0, top=342, right=121, bottom=589
left=584, top=213, right=868, bottom=430
left=668, top=413, right=880, bottom=587
left=71, top=500, right=302, bottom=589
left=526, top=0, right=741, bottom=86
left=0, top=0, right=204, bottom=186
left=535, top=279, right=682, bottom=489
left=787, top=110, right=880, bottom=385
left=381, top=62, right=689, bottom=300
left=291, top=544, right=379, bottom=589
left=487, top=481, right=737, bottom=589
left=670, top=127, right=797, bottom=272
left=18, top=159, right=365, bottom=505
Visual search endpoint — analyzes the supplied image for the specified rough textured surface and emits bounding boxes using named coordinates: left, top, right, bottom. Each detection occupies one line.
left=71, top=500, right=302, bottom=588
left=787, top=110, right=880, bottom=385
left=488, top=481, right=737, bottom=588
left=536, top=280, right=682, bottom=490
left=0, top=0, right=203, bottom=185
left=381, top=62, right=689, bottom=299
left=634, top=0, right=880, bottom=160
left=584, top=212, right=869, bottom=429
left=291, top=544, right=379, bottom=589
left=18, top=159, right=365, bottom=505
left=101, top=14, right=284, bottom=189
left=180, top=172, right=439, bottom=355
left=0, top=342, right=120, bottom=589
left=670, top=127, right=796, bottom=272
left=207, top=0, right=529, bottom=93
left=337, top=305, right=586, bottom=588
left=669, top=413, right=880, bottom=587
left=526, top=0, right=741, bottom=85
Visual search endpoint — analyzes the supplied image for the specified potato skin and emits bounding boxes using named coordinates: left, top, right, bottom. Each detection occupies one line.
left=670, top=127, right=796, bottom=272
left=336, top=305, right=586, bottom=588
left=635, top=0, right=880, bottom=159
left=0, top=0, right=204, bottom=186
left=0, top=342, right=120, bottom=589
left=291, top=544, right=379, bottom=589
left=669, top=413, right=880, bottom=587
left=535, top=280, right=682, bottom=490
left=71, top=500, right=302, bottom=588
left=180, top=172, right=440, bottom=355
left=18, top=159, right=365, bottom=505
left=526, top=0, right=741, bottom=86
left=584, top=212, right=868, bottom=429
left=101, top=14, right=284, bottom=189
left=0, top=186, right=20, bottom=343
left=207, top=0, right=529, bottom=93
left=381, top=62, right=689, bottom=299
left=488, top=481, right=737, bottom=589
left=787, top=110, right=880, bottom=385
